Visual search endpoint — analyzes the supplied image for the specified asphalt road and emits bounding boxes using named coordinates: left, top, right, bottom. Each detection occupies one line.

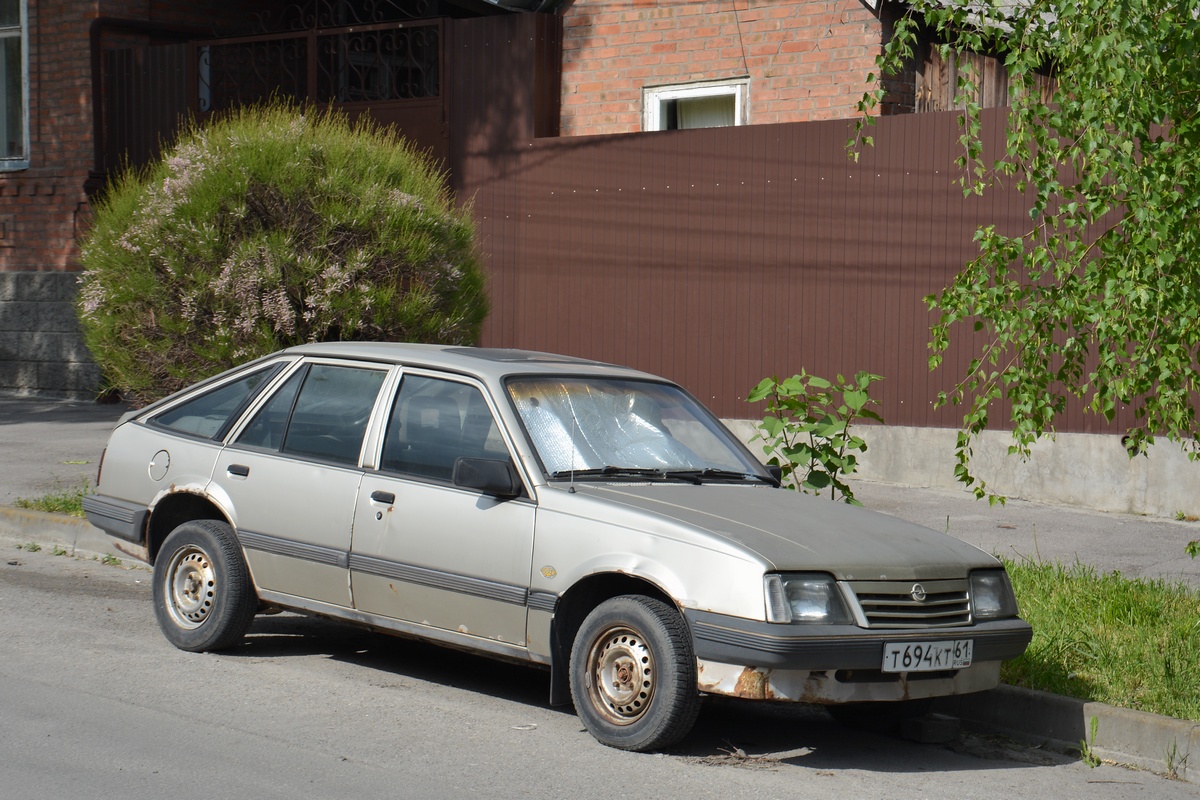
left=3, top=546, right=1195, bottom=800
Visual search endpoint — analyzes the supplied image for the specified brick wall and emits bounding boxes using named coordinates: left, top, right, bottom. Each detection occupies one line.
left=0, top=1, right=97, bottom=395
left=560, top=0, right=889, bottom=136
left=0, top=0, right=251, bottom=397
left=0, top=0, right=94, bottom=274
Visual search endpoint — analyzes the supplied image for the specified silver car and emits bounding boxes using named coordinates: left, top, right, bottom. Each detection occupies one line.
left=84, top=343, right=1031, bottom=751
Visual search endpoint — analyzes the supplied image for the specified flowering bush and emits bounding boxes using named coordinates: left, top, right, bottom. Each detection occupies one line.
left=78, top=104, right=487, bottom=405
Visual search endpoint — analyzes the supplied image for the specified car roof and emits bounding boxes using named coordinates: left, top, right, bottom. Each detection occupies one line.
left=281, top=342, right=666, bottom=383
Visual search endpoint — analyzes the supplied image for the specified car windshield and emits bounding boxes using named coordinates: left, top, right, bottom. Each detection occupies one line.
left=506, top=377, right=768, bottom=482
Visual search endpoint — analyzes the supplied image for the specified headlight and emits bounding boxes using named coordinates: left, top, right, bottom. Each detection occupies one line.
left=970, top=569, right=1019, bottom=619
left=764, top=573, right=853, bottom=624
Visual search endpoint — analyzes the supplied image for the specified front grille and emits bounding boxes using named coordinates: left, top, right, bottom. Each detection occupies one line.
left=847, top=579, right=971, bottom=629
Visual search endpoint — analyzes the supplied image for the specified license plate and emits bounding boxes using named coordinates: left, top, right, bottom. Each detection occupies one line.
left=882, top=640, right=973, bottom=673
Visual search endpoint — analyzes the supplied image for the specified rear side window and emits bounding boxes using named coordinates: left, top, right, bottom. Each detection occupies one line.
left=151, top=364, right=282, bottom=439
left=237, top=363, right=387, bottom=465
left=284, top=365, right=386, bottom=464
left=236, top=367, right=305, bottom=451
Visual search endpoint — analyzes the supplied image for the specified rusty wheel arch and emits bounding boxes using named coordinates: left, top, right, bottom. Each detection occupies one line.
left=146, top=493, right=232, bottom=565
left=546, top=572, right=679, bottom=707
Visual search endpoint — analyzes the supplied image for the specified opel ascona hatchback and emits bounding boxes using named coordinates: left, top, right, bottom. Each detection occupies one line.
left=84, top=343, right=1031, bottom=751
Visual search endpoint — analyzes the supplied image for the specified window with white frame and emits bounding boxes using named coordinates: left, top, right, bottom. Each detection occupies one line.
left=643, top=80, right=748, bottom=131
left=0, top=0, right=27, bottom=168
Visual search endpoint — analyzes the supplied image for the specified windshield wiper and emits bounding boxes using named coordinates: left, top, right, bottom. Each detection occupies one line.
left=549, top=466, right=702, bottom=483
left=662, top=468, right=777, bottom=485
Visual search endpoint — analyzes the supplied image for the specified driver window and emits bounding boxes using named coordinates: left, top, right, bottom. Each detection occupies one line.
left=381, top=375, right=506, bottom=481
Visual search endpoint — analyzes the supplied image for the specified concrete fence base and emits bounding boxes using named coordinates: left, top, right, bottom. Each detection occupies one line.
left=724, top=419, right=1200, bottom=521
left=0, top=271, right=101, bottom=400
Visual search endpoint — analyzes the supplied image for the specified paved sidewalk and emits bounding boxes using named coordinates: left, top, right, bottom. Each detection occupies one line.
left=0, top=395, right=129, bottom=507
left=1, top=393, right=1197, bottom=783
left=854, top=481, right=1200, bottom=587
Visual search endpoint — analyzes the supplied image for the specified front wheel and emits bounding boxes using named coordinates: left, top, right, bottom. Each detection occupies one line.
left=152, top=519, right=257, bottom=652
left=569, top=595, right=701, bottom=751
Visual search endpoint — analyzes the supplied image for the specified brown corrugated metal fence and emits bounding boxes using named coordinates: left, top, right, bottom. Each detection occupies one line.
left=461, top=107, right=1132, bottom=434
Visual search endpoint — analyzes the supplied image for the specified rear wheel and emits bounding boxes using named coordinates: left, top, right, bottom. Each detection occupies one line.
left=153, top=519, right=257, bottom=652
left=569, top=595, right=701, bottom=751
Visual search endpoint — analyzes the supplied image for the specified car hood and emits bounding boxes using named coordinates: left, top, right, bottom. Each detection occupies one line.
left=572, top=484, right=998, bottom=580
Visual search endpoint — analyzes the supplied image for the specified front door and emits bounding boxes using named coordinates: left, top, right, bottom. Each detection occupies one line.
left=350, top=372, right=535, bottom=645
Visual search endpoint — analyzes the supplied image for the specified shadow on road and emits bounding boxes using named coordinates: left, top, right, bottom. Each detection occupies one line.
left=233, top=612, right=1068, bottom=775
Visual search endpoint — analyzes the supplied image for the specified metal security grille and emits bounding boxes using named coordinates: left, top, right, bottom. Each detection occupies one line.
left=847, top=579, right=971, bottom=629
left=245, top=0, right=436, bottom=35
left=315, top=25, right=440, bottom=103
left=199, top=34, right=308, bottom=113
left=198, top=21, right=440, bottom=114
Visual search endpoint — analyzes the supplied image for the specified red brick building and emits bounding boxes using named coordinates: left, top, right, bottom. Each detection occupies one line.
left=560, top=0, right=901, bottom=136
left=0, top=0, right=987, bottom=397
left=0, top=0, right=254, bottom=395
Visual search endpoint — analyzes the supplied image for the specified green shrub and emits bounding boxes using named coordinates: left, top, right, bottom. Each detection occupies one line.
left=79, top=103, right=487, bottom=405
left=748, top=371, right=883, bottom=504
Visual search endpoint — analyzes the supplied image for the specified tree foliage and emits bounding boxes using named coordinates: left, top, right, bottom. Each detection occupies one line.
left=79, top=103, right=487, bottom=405
left=859, top=0, right=1200, bottom=517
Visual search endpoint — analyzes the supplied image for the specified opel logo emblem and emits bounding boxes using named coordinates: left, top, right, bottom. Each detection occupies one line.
left=910, top=584, right=928, bottom=602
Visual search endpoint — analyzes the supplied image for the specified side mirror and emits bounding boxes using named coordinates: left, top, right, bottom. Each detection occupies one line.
left=453, top=456, right=523, bottom=498
left=766, top=464, right=783, bottom=484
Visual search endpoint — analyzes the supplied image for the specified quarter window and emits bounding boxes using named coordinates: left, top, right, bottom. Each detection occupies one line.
left=151, top=364, right=282, bottom=439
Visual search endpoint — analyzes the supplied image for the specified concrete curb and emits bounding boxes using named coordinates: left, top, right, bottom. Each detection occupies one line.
left=3, top=504, right=1197, bottom=783
left=0, top=505, right=131, bottom=561
left=935, top=684, right=1199, bottom=783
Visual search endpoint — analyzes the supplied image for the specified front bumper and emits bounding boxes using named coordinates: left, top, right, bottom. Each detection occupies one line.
left=685, top=608, right=1031, bottom=703
left=685, top=608, right=1033, bottom=671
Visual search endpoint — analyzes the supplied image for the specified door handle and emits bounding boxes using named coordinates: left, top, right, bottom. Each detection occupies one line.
left=227, top=464, right=250, bottom=477
left=371, top=490, right=395, bottom=505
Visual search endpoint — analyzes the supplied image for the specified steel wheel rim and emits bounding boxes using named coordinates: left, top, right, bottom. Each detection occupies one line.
left=164, top=545, right=216, bottom=630
left=586, top=625, right=655, bottom=726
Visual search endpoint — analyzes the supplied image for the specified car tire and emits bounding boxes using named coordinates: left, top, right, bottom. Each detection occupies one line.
left=153, top=519, right=257, bottom=652
left=569, top=595, right=701, bottom=751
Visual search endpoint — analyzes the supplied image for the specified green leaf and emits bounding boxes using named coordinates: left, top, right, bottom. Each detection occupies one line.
left=843, top=389, right=869, bottom=412
left=804, top=471, right=833, bottom=490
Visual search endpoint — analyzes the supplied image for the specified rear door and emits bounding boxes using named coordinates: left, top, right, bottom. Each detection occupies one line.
left=215, top=359, right=390, bottom=607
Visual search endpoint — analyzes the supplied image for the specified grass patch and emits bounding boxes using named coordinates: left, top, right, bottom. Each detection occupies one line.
left=14, top=484, right=88, bottom=517
left=1001, top=558, right=1200, bottom=721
